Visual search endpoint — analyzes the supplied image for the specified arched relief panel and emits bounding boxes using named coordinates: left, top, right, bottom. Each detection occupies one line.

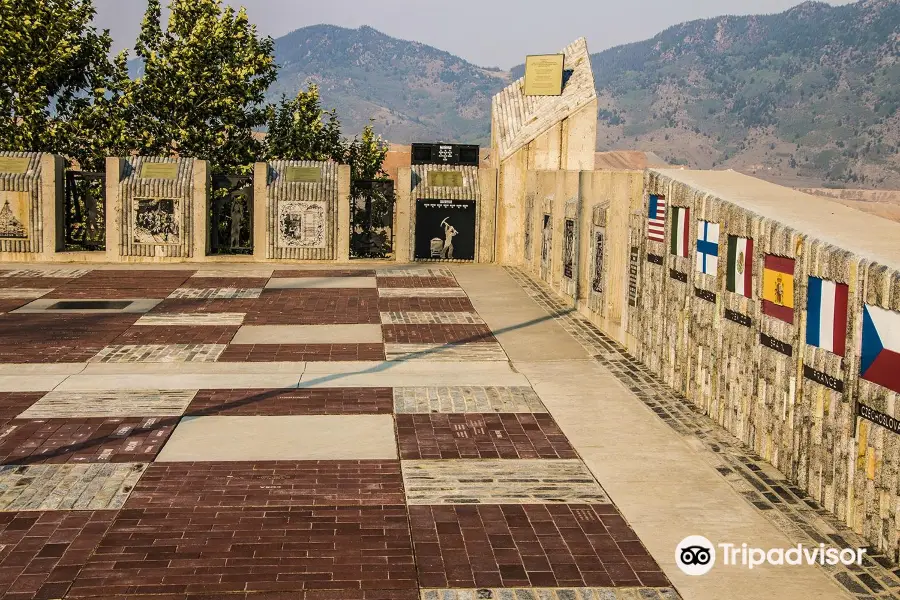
left=120, top=157, right=194, bottom=258
left=265, top=160, right=337, bottom=260
left=0, top=152, right=44, bottom=254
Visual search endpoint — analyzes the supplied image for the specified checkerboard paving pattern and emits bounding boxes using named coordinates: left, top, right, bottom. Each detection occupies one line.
left=0, top=267, right=675, bottom=599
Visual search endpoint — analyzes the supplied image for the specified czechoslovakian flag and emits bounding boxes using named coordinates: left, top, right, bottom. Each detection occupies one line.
left=806, top=277, right=848, bottom=356
left=861, top=304, right=900, bottom=394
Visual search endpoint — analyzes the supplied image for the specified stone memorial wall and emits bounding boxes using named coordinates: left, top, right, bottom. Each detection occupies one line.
left=0, top=152, right=63, bottom=259
left=264, top=160, right=340, bottom=261
left=626, top=169, right=900, bottom=557
left=520, top=166, right=900, bottom=559
left=113, top=157, right=199, bottom=259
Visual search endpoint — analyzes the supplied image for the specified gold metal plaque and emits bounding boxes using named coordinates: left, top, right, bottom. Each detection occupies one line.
left=140, top=162, right=179, bottom=179
left=0, top=157, right=30, bottom=174
left=524, top=54, right=565, bottom=96
left=285, top=166, right=322, bottom=183
left=428, top=171, right=463, bottom=188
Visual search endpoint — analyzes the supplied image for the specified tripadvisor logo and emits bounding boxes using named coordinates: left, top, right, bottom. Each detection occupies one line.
left=676, top=536, right=867, bottom=575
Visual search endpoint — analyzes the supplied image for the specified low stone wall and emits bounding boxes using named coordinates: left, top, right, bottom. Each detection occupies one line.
left=521, top=167, right=900, bottom=559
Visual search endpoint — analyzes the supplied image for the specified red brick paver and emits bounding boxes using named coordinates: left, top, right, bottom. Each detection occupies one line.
left=409, top=504, right=669, bottom=588
left=396, top=413, right=577, bottom=459
left=0, top=393, right=44, bottom=419
left=185, top=388, right=393, bottom=416
left=218, top=343, right=386, bottom=362
left=112, top=326, right=239, bottom=345
left=0, top=418, right=177, bottom=465
left=0, top=511, right=115, bottom=600
left=125, top=461, right=405, bottom=509
left=376, top=277, right=458, bottom=288
left=243, top=289, right=380, bottom=325
left=67, top=506, right=417, bottom=598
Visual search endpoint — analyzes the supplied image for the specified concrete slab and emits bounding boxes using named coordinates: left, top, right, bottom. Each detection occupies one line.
left=0, top=375, right=71, bottom=392
left=265, top=277, right=377, bottom=289
left=55, top=373, right=302, bottom=391
left=156, top=415, right=397, bottom=461
left=451, top=266, right=588, bottom=361
left=231, top=324, right=383, bottom=344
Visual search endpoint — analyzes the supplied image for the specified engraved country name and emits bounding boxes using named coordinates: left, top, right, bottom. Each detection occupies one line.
left=647, top=253, right=663, bottom=265
left=724, top=308, right=752, bottom=327
left=695, top=287, right=716, bottom=304
left=858, top=403, right=900, bottom=435
left=803, top=365, right=844, bottom=393
left=761, top=333, right=793, bottom=357
left=669, top=269, right=687, bottom=283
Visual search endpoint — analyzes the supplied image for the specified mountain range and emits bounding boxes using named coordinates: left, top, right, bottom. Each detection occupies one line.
left=269, top=0, right=900, bottom=187
left=130, top=0, right=900, bottom=187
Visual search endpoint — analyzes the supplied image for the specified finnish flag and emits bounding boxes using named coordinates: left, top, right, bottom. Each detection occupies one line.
left=696, top=221, right=720, bottom=275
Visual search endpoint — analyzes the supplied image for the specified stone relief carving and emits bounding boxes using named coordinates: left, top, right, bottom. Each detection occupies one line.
left=0, top=192, right=30, bottom=239
left=278, top=200, right=326, bottom=248
left=133, top=197, right=180, bottom=244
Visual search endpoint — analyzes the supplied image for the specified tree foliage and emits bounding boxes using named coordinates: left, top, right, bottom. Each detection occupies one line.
left=0, top=0, right=123, bottom=166
left=265, top=84, right=344, bottom=163
left=129, top=0, right=277, bottom=173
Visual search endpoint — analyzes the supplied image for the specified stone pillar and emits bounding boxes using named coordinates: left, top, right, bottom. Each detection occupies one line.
left=252, top=162, right=267, bottom=261
left=336, top=164, right=351, bottom=262
left=575, top=170, right=593, bottom=306
left=394, top=167, right=412, bottom=264
left=477, top=168, right=498, bottom=263
left=563, top=100, right=598, bottom=171
left=105, top=157, right=124, bottom=262
left=496, top=150, right=527, bottom=266
left=191, top=159, right=209, bottom=259
left=39, top=154, right=65, bottom=259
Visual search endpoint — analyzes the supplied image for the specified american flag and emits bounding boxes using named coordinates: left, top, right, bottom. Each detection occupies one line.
left=647, top=194, right=666, bottom=243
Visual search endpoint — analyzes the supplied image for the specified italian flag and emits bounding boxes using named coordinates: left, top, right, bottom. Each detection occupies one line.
left=670, top=207, right=690, bottom=257
left=726, top=236, right=753, bottom=298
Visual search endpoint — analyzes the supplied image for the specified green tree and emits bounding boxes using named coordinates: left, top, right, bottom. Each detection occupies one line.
left=0, top=0, right=122, bottom=163
left=130, top=0, right=277, bottom=173
left=345, top=123, right=389, bottom=181
left=265, top=84, right=345, bottom=162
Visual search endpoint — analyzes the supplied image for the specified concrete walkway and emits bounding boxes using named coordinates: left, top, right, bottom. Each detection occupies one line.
left=454, top=265, right=853, bottom=600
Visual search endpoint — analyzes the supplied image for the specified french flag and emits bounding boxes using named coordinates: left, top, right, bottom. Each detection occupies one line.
left=806, top=277, right=849, bottom=356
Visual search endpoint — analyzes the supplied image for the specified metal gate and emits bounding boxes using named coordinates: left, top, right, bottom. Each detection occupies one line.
left=64, top=171, right=106, bottom=251
left=350, top=179, right=394, bottom=259
left=209, top=173, right=253, bottom=255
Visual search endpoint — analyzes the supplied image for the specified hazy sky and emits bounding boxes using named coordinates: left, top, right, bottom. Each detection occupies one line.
left=92, top=0, right=856, bottom=69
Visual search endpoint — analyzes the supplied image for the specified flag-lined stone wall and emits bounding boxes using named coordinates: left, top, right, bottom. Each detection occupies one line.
left=523, top=166, right=900, bottom=559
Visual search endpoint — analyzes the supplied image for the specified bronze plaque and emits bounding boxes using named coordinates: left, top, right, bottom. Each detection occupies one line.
left=140, top=162, right=178, bottom=179
left=286, top=166, right=322, bottom=183
left=524, top=54, right=565, bottom=96
left=0, top=157, right=30, bottom=174
left=428, top=171, right=462, bottom=187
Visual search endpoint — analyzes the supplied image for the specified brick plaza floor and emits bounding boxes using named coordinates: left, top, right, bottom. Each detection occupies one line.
left=0, top=266, right=675, bottom=600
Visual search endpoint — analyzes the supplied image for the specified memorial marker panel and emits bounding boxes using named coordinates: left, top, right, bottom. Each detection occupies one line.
left=524, top=54, right=565, bottom=96
left=414, top=199, right=476, bottom=261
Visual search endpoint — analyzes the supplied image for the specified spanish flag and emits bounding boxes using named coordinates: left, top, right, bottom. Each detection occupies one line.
left=762, top=254, right=795, bottom=324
